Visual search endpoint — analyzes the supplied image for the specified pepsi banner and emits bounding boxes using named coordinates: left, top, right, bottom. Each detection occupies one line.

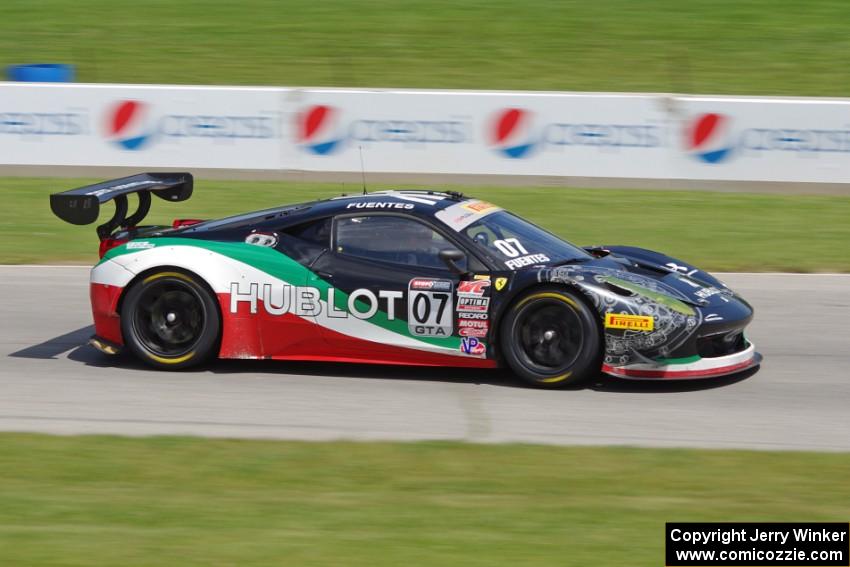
left=287, top=89, right=850, bottom=183
left=670, top=96, right=850, bottom=183
left=288, top=89, right=666, bottom=178
left=0, top=83, right=281, bottom=169
left=2, top=83, right=850, bottom=184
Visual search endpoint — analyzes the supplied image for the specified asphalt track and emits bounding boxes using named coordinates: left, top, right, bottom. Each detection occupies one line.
left=1, top=266, right=848, bottom=451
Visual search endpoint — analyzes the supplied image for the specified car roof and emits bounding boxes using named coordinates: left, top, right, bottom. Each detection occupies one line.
left=176, top=189, right=476, bottom=235
left=320, top=190, right=467, bottom=212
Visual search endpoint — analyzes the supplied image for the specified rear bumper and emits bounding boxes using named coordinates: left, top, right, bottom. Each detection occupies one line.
left=601, top=342, right=761, bottom=380
left=91, top=282, right=124, bottom=346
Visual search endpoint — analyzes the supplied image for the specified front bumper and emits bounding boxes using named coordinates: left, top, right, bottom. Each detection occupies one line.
left=601, top=342, right=761, bottom=380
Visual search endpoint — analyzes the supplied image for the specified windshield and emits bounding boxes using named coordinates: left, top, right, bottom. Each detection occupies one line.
left=461, top=211, right=591, bottom=269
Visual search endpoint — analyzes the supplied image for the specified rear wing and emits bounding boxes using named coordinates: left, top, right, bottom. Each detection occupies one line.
left=50, top=172, right=193, bottom=240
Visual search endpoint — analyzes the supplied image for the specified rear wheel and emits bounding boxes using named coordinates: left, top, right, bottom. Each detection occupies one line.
left=120, top=270, right=220, bottom=369
left=500, top=287, right=601, bottom=388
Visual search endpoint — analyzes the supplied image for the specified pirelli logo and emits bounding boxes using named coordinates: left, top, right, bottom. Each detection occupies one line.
left=604, top=313, right=654, bottom=331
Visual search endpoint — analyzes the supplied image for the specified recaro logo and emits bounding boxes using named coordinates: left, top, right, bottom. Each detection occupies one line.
left=686, top=113, right=734, bottom=164
left=490, top=108, right=536, bottom=158
left=297, top=105, right=344, bottom=155
left=105, top=100, right=152, bottom=151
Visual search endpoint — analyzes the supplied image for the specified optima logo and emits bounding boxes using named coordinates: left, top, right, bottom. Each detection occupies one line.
left=105, top=100, right=152, bottom=150
left=297, top=105, right=344, bottom=155
left=686, top=113, right=734, bottom=164
left=490, top=108, right=536, bottom=158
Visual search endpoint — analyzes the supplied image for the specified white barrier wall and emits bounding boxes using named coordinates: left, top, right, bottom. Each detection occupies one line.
left=2, top=82, right=850, bottom=184
left=0, top=84, right=281, bottom=169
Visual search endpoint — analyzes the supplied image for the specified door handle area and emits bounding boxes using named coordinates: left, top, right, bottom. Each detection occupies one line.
left=315, top=270, right=334, bottom=280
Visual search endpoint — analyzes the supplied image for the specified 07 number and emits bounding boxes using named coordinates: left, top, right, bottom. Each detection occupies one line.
left=493, top=238, right=528, bottom=258
left=412, top=292, right=449, bottom=324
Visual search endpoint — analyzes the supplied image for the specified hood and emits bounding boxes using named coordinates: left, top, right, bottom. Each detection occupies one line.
left=581, top=245, right=741, bottom=310
left=534, top=246, right=754, bottom=367
left=537, top=248, right=753, bottom=329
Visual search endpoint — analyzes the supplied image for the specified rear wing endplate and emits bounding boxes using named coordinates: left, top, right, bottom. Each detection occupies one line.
left=50, top=172, right=193, bottom=240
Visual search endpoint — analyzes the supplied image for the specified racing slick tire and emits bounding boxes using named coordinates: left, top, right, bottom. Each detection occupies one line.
left=501, top=286, right=601, bottom=388
left=120, top=270, right=220, bottom=370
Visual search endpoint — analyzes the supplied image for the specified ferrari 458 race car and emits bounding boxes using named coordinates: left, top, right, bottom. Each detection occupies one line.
left=51, top=172, right=761, bottom=388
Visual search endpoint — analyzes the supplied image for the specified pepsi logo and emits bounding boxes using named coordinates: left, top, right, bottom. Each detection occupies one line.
left=687, top=113, right=733, bottom=164
left=297, top=105, right=344, bottom=155
left=105, top=100, right=152, bottom=151
left=490, top=108, right=536, bottom=158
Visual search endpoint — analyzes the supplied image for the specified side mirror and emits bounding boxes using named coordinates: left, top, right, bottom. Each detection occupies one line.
left=439, top=249, right=466, bottom=274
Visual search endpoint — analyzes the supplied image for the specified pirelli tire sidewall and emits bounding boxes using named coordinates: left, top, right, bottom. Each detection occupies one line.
left=120, top=269, right=221, bottom=370
left=500, top=285, right=602, bottom=388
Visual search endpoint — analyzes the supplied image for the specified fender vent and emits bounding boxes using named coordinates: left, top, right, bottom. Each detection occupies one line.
left=603, top=281, right=636, bottom=297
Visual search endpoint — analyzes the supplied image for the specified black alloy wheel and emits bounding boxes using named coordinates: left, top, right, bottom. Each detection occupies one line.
left=120, top=270, right=220, bottom=369
left=501, top=287, right=601, bottom=388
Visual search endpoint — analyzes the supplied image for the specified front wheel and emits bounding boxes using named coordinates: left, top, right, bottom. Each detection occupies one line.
left=120, top=270, right=220, bottom=370
left=500, top=287, right=601, bottom=388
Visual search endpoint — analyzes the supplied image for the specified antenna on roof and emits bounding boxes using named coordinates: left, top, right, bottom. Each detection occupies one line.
left=358, top=146, right=368, bottom=195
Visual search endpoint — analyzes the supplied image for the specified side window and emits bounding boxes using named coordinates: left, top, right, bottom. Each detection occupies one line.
left=335, top=215, right=466, bottom=271
left=284, top=217, right=332, bottom=247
